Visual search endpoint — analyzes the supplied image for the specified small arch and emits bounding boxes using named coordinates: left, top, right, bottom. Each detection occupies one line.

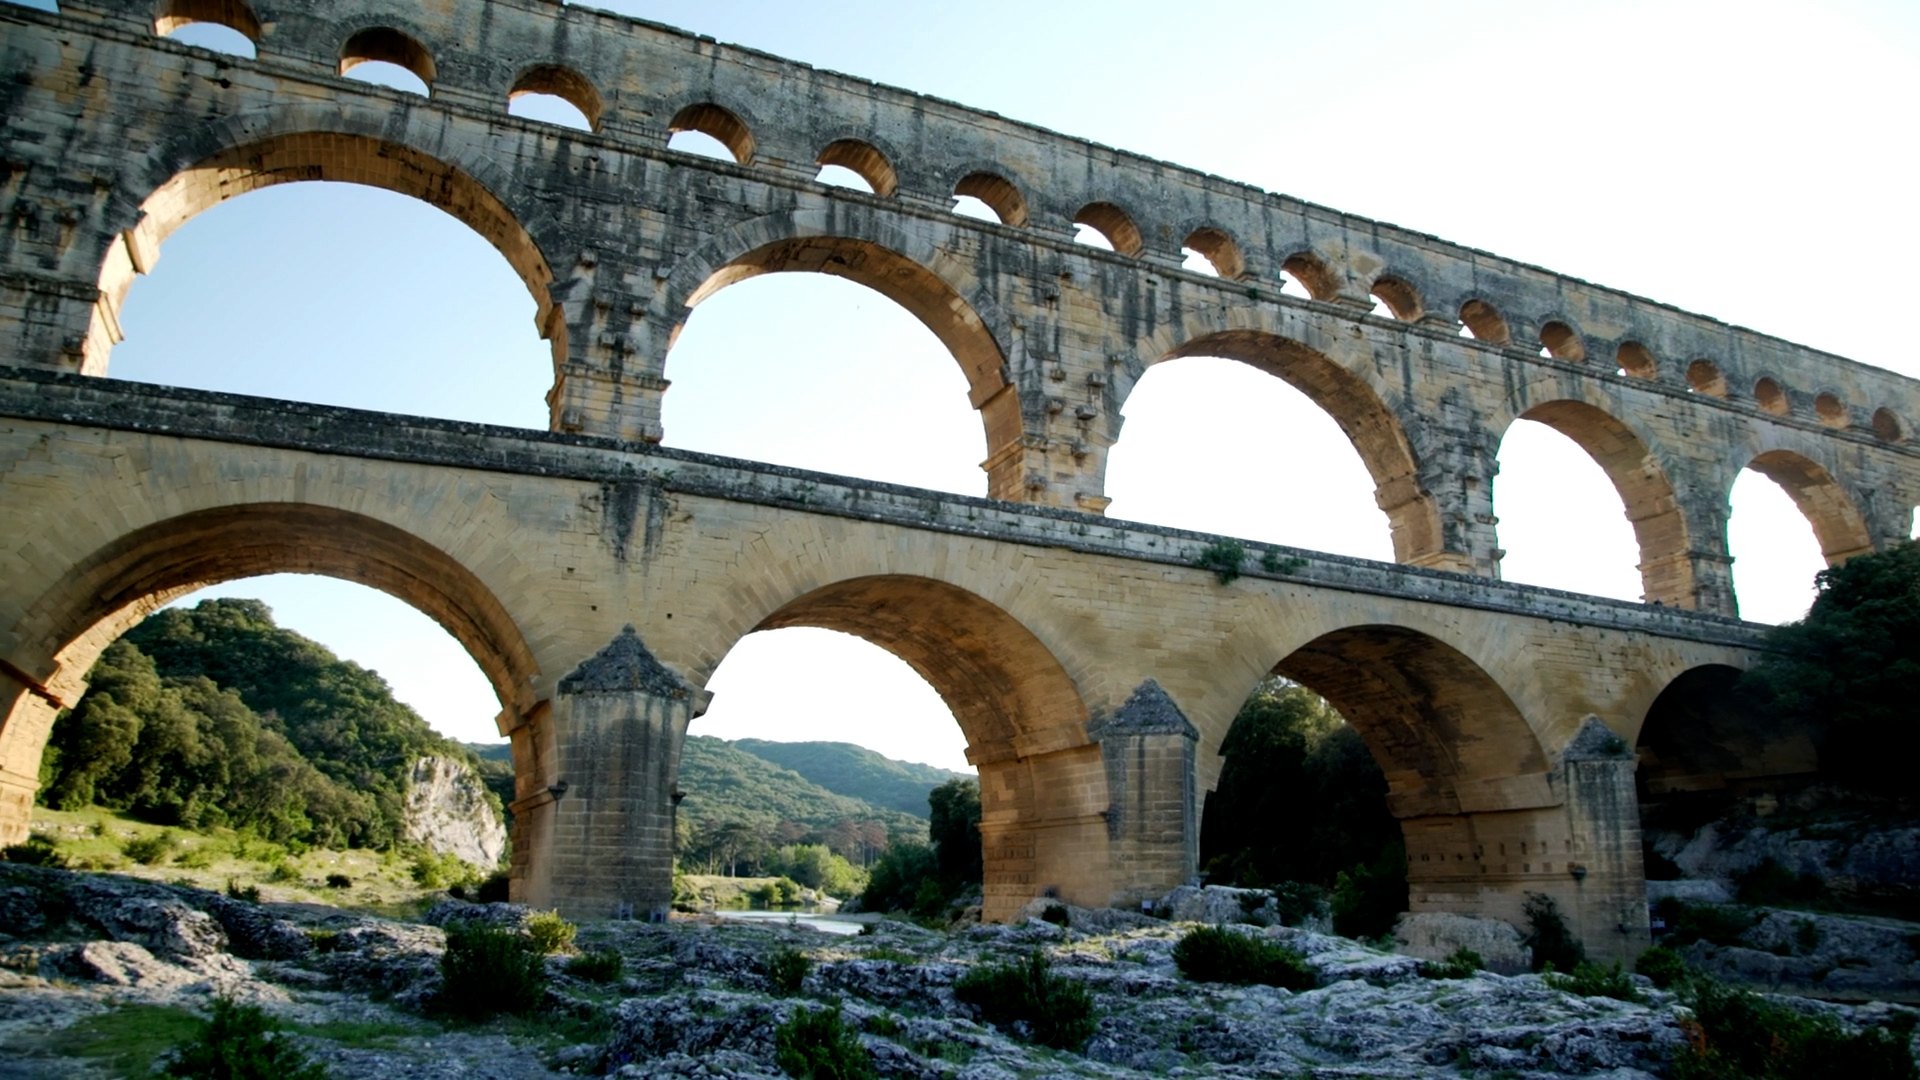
left=1458, top=299, right=1511, bottom=345
left=153, top=0, right=259, bottom=55
left=814, top=139, right=897, bottom=197
left=1746, top=449, right=1874, bottom=564
left=1636, top=664, right=1814, bottom=831
left=508, top=64, right=602, bottom=132
left=1181, top=227, right=1246, bottom=280
left=1369, top=276, right=1422, bottom=321
left=339, top=27, right=436, bottom=94
left=1280, top=252, right=1340, bottom=301
left=1685, top=359, right=1727, bottom=396
left=1538, top=320, right=1587, bottom=362
left=952, top=171, right=1027, bottom=227
left=668, top=103, right=754, bottom=164
left=1814, top=392, right=1849, bottom=429
left=1073, top=202, right=1144, bottom=257
left=1616, top=340, right=1657, bottom=380
left=1872, top=407, right=1904, bottom=443
left=1754, top=376, right=1790, bottom=416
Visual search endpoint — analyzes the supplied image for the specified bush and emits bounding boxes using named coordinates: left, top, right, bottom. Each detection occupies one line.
left=1269, top=881, right=1327, bottom=927
left=324, top=873, right=351, bottom=890
left=1194, top=540, right=1248, bottom=584
left=1675, top=979, right=1918, bottom=1080
left=266, top=860, right=300, bottom=884
left=224, top=879, right=261, bottom=903
left=1657, top=898, right=1760, bottom=948
left=1038, top=903, right=1071, bottom=927
left=124, top=831, right=180, bottom=866
left=567, top=949, right=623, bottom=984
left=1738, top=858, right=1829, bottom=907
left=525, top=910, right=577, bottom=954
left=2, top=831, right=68, bottom=867
left=439, top=923, right=546, bottom=1019
left=1522, top=893, right=1584, bottom=972
left=859, top=841, right=939, bottom=915
left=161, top=997, right=329, bottom=1080
left=1636, top=945, right=1689, bottom=989
left=773, top=1005, right=875, bottom=1080
left=1547, top=961, right=1641, bottom=1002
left=750, top=877, right=803, bottom=909
left=1172, top=926, right=1317, bottom=990
left=476, top=871, right=510, bottom=903
left=1419, top=947, right=1484, bottom=980
left=1330, top=847, right=1408, bottom=940
left=767, top=947, right=811, bottom=995
left=953, top=951, right=1098, bottom=1051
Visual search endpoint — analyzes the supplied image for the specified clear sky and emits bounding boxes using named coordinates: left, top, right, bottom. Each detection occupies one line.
left=59, top=0, right=1920, bottom=772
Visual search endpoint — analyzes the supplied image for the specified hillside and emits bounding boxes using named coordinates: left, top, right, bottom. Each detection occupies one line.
left=675, top=735, right=926, bottom=834
left=733, top=738, right=971, bottom=817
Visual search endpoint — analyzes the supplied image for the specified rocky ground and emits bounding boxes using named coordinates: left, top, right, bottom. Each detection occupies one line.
left=4, top=864, right=1918, bottom=1079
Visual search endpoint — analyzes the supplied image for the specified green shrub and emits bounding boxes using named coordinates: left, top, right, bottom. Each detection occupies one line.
left=1737, top=858, right=1829, bottom=907
left=161, top=997, right=329, bottom=1080
left=324, top=873, right=352, bottom=889
left=1420, top=947, right=1484, bottom=980
left=1546, top=961, right=1641, bottom=1002
left=525, top=910, right=577, bottom=955
left=1636, top=945, right=1689, bottom=989
left=1330, top=848, right=1408, bottom=940
left=1675, top=979, right=1918, bottom=1080
left=1038, top=903, right=1071, bottom=927
left=225, top=879, right=261, bottom=903
left=773, top=1005, right=875, bottom=1080
left=1194, top=541, right=1247, bottom=584
left=1172, top=926, right=1317, bottom=990
left=266, top=860, right=300, bottom=884
left=566, top=949, right=623, bottom=983
left=766, top=947, right=811, bottom=995
left=953, top=951, right=1098, bottom=1051
left=1269, top=881, right=1327, bottom=927
left=1522, top=893, right=1584, bottom=972
left=751, top=877, right=803, bottom=909
left=124, top=831, right=181, bottom=866
left=859, top=840, right=939, bottom=915
left=439, top=923, right=546, bottom=1019
left=2, top=831, right=68, bottom=867
left=477, top=871, right=510, bottom=903
left=1657, top=898, right=1760, bottom=948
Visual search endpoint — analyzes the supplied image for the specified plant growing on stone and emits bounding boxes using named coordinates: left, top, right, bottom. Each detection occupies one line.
left=525, top=909, right=577, bottom=954
left=1039, top=902, right=1071, bottom=927
left=767, top=947, right=811, bottom=995
left=162, top=997, right=329, bottom=1080
left=1546, top=960, right=1640, bottom=1002
left=953, top=951, right=1099, bottom=1052
left=773, top=1005, right=875, bottom=1080
left=225, top=879, right=261, bottom=903
left=1521, top=893, right=1583, bottom=972
left=566, top=948, right=623, bottom=983
left=439, top=923, right=546, bottom=1019
left=1193, top=541, right=1248, bottom=584
left=1419, top=947, right=1484, bottom=980
left=1172, top=926, right=1317, bottom=990
left=1674, top=978, right=1918, bottom=1080
left=1636, top=945, right=1688, bottom=989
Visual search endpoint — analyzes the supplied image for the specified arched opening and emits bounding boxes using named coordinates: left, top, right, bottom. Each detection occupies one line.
left=1073, top=202, right=1144, bottom=257
left=1872, top=407, right=1904, bottom=443
left=153, top=0, right=258, bottom=57
left=1754, top=377, right=1790, bottom=416
left=668, top=103, right=754, bottom=164
left=1458, top=299, right=1511, bottom=345
left=1616, top=341, right=1657, bottom=380
left=1279, top=253, right=1339, bottom=301
left=1369, top=276, right=1422, bottom=321
left=1730, top=451, right=1872, bottom=621
left=1498, top=400, right=1689, bottom=604
left=1180, top=227, right=1245, bottom=280
left=951, top=172, right=1027, bottom=226
left=0, top=504, right=540, bottom=868
left=1107, top=330, right=1430, bottom=564
left=815, top=139, right=897, bottom=197
left=87, top=133, right=557, bottom=427
left=1686, top=359, right=1727, bottom=396
left=1814, top=392, right=1850, bottom=429
left=665, top=236, right=1001, bottom=496
left=339, top=27, right=434, bottom=96
left=508, top=64, right=601, bottom=132
left=1538, top=320, right=1587, bottom=362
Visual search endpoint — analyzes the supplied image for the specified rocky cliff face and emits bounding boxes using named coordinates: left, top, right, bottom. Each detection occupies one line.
left=402, top=755, right=506, bottom=868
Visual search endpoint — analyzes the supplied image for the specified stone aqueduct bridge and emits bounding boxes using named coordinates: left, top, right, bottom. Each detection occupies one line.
left=1, top=0, right=1917, bottom=957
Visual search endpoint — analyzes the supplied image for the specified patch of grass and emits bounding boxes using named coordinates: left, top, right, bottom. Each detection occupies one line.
left=861, top=945, right=918, bottom=964
left=439, top=923, right=546, bottom=1020
left=567, top=948, right=624, bottom=983
left=953, top=951, right=1098, bottom=1052
left=525, top=909, right=577, bottom=955
left=767, top=947, right=811, bottom=995
left=1419, top=947, right=1484, bottom=980
left=1172, top=926, right=1316, bottom=990
left=123, top=830, right=181, bottom=866
left=1546, top=961, right=1641, bottom=1002
left=25, top=1003, right=203, bottom=1078
left=162, top=997, right=330, bottom=1079
left=775, top=1005, right=875, bottom=1080
left=1675, top=979, right=1918, bottom=1080
left=290, top=1018, right=428, bottom=1049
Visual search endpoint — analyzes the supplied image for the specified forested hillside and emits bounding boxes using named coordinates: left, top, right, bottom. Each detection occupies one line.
left=39, top=599, right=482, bottom=850
left=733, top=738, right=971, bottom=817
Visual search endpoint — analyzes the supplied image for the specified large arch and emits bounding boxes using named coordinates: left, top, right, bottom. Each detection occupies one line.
left=666, top=213, right=1021, bottom=497
left=1743, top=449, right=1875, bottom=565
left=0, top=503, right=542, bottom=845
left=1144, top=330, right=1442, bottom=567
left=1506, top=399, right=1695, bottom=606
left=85, top=125, right=561, bottom=403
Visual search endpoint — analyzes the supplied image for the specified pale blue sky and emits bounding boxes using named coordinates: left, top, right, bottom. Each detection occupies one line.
left=44, top=0, right=1920, bottom=769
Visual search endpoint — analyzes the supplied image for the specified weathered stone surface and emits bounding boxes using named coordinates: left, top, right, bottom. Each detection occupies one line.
left=404, top=754, right=508, bottom=868
left=68, top=880, right=227, bottom=960
left=1678, top=908, right=1920, bottom=1001
left=1395, top=911, right=1534, bottom=975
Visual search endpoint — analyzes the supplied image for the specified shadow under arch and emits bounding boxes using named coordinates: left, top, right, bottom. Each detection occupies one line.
left=0, top=502, right=543, bottom=850
left=1149, top=330, right=1442, bottom=568
left=86, top=122, right=562, bottom=405
left=1744, top=449, right=1875, bottom=565
left=1509, top=399, right=1694, bottom=607
left=667, top=213, right=1020, bottom=497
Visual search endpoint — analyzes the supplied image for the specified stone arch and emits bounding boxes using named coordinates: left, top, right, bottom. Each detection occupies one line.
left=1743, top=448, right=1874, bottom=564
left=1132, top=327, right=1443, bottom=567
left=1181, top=226, right=1246, bottom=280
left=1634, top=664, right=1816, bottom=841
left=1279, top=251, right=1341, bottom=301
left=950, top=170, right=1029, bottom=227
left=339, top=26, right=437, bottom=87
left=509, top=64, right=604, bottom=131
left=667, top=101, right=755, bottom=163
left=1538, top=319, right=1588, bottom=362
left=1073, top=201, right=1145, bottom=256
left=1686, top=359, right=1728, bottom=397
left=1504, top=398, right=1695, bottom=606
left=1458, top=298, right=1511, bottom=345
left=153, top=0, right=261, bottom=42
left=1369, top=274, right=1424, bottom=321
left=815, top=138, right=898, bottom=197
left=84, top=115, right=561, bottom=398
left=665, top=209, right=1021, bottom=494
left=0, top=502, right=542, bottom=847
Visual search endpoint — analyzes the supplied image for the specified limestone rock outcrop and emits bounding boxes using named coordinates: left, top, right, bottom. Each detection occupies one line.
left=402, top=754, right=507, bottom=869
left=1394, top=911, right=1533, bottom=975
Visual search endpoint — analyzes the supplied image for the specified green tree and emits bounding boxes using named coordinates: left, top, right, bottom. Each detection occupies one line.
left=928, top=777, right=982, bottom=886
